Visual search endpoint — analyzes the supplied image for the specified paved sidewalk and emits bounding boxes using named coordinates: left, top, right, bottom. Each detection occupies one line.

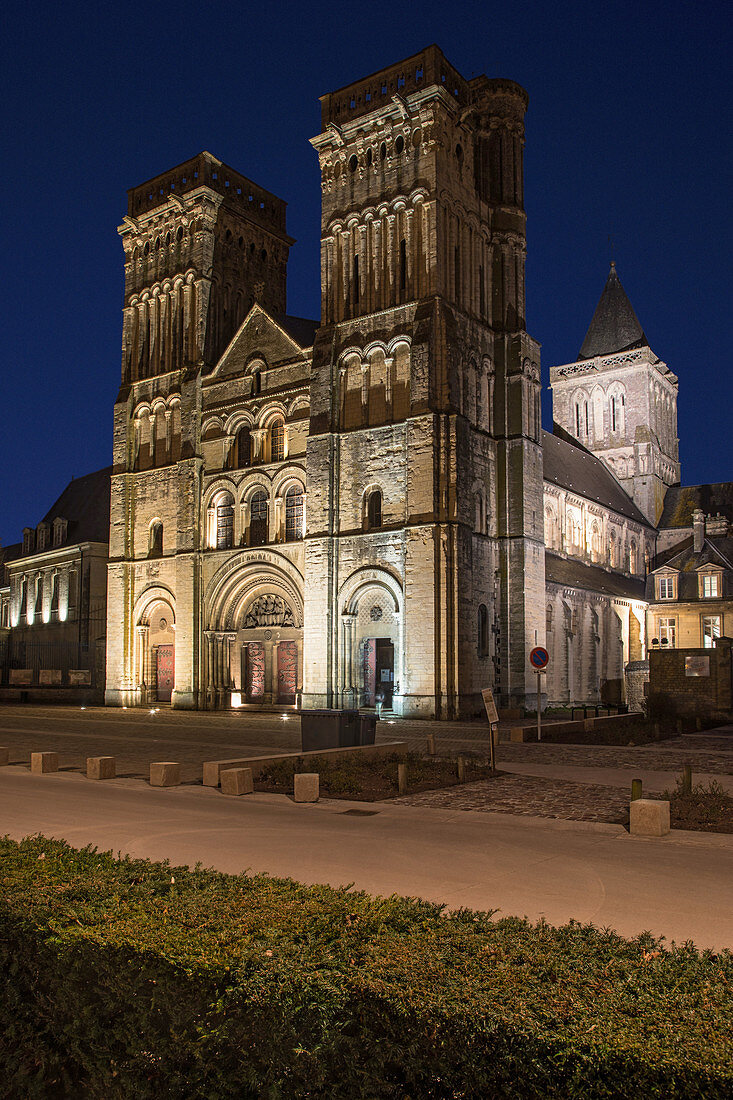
left=2, top=767, right=733, bottom=951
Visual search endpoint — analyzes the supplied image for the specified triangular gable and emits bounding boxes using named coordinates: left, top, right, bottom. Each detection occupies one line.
left=208, top=305, right=304, bottom=381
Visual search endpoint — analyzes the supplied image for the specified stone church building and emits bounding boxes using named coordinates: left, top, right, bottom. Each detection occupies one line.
left=101, top=45, right=726, bottom=717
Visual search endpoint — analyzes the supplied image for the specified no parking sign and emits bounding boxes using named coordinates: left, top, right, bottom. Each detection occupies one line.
left=529, top=646, right=549, bottom=670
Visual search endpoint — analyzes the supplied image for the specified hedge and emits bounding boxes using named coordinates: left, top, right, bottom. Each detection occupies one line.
left=1, top=836, right=731, bottom=1099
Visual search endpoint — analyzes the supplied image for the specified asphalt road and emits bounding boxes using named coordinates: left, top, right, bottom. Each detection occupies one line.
left=2, top=766, right=732, bottom=951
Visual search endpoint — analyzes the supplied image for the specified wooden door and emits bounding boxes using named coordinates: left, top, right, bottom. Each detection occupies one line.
left=362, top=638, right=376, bottom=706
left=156, top=645, right=174, bottom=703
left=277, top=641, right=297, bottom=703
left=244, top=642, right=265, bottom=701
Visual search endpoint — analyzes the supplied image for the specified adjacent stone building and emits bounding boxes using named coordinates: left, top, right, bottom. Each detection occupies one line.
left=0, top=468, right=111, bottom=701
left=100, top=45, right=731, bottom=715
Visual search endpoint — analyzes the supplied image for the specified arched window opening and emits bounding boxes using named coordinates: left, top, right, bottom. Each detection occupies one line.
left=270, top=419, right=285, bottom=463
left=50, top=573, right=59, bottom=618
left=251, top=368, right=262, bottom=395
left=236, top=426, right=251, bottom=468
left=216, top=493, right=234, bottom=549
left=250, top=490, right=269, bottom=547
left=367, top=490, right=382, bottom=530
left=399, top=239, right=407, bottom=291
left=477, top=604, right=489, bottom=657
left=149, top=521, right=163, bottom=558
left=285, top=485, right=304, bottom=542
left=19, top=577, right=28, bottom=622
left=34, top=577, right=43, bottom=617
left=353, top=254, right=359, bottom=306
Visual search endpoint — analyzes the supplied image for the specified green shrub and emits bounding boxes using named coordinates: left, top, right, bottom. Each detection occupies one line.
left=1, top=836, right=732, bottom=1098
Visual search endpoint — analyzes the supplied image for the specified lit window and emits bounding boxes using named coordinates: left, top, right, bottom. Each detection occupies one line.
left=701, top=574, right=719, bottom=598
left=702, top=616, right=721, bottom=648
left=285, top=485, right=304, bottom=542
left=270, top=420, right=285, bottom=463
left=658, top=617, right=676, bottom=648
left=216, top=494, right=234, bottom=549
left=250, top=491, right=268, bottom=547
left=658, top=576, right=676, bottom=600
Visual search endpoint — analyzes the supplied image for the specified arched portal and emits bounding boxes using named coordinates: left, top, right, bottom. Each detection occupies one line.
left=204, top=552, right=304, bottom=708
left=339, top=568, right=404, bottom=714
left=132, top=587, right=176, bottom=705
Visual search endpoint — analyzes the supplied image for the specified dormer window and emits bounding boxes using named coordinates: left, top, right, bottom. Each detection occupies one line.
left=36, top=523, right=50, bottom=551
left=699, top=572, right=721, bottom=599
left=53, top=518, right=67, bottom=547
left=657, top=574, right=677, bottom=600
left=22, top=528, right=35, bottom=555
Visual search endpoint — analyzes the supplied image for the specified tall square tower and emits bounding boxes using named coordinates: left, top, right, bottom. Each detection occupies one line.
left=303, top=46, right=544, bottom=715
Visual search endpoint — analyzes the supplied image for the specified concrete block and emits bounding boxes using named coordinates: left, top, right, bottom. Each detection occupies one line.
left=150, top=761, right=181, bottom=787
left=0, top=747, right=9, bottom=766
left=510, top=726, right=530, bottom=743
left=294, top=773, right=319, bottom=803
left=87, top=756, right=116, bottom=781
left=630, top=798, right=670, bottom=837
left=31, top=752, right=58, bottom=775
left=220, top=767, right=254, bottom=796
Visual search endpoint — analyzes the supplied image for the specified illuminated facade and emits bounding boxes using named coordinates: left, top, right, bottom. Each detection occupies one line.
left=99, top=46, right=728, bottom=714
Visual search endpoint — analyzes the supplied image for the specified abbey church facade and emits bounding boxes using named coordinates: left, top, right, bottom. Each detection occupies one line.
left=99, top=45, right=719, bottom=718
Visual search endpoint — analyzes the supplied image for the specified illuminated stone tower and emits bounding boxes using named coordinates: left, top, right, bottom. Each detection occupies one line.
left=304, top=46, right=544, bottom=714
left=106, top=153, right=293, bottom=707
left=551, top=262, right=680, bottom=526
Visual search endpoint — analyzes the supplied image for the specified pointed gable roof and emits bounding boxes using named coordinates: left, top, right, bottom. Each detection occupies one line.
left=578, top=262, right=648, bottom=360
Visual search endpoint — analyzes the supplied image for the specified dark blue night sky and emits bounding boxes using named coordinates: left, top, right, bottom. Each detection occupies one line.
left=2, top=0, right=731, bottom=547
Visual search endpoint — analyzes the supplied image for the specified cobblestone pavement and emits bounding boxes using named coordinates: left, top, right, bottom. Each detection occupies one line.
left=392, top=774, right=631, bottom=824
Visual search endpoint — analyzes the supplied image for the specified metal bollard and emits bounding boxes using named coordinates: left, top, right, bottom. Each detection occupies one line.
left=398, top=762, right=408, bottom=795
left=631, top=778, right=643, bottom=801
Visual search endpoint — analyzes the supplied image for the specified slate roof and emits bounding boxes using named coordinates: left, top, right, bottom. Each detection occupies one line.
left=543, top=428, right=651, bottom=527
left=545, top=552, right=646, bottom=599
left=39, top=467, right=112, bottom=547
left=658, top=483, right=733, bottom=530
left=275, top=313, right=319, bottom=349
left=647, top=536, right=733, bottom=601
left=578, top=262, right=649, bottom=360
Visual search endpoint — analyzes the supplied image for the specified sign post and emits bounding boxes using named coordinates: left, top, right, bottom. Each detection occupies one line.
left=529, top=647, right=549, bottom=742
left=481, top=688, right=498, bottom=771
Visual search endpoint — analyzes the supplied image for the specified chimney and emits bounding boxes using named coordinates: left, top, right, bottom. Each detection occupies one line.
left=692, top=508, right=705, bottom=553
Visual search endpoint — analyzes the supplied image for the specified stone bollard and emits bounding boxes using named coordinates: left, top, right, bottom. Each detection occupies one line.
left=427, top=733, right=436, bottom=756
left=682, top=764, right=693, bottom=795
left=457, top=754, right=467, bottom=782
left=510, top=726, right=529, bottom=743
left=0, top=747, right=9, bottom=767
left=31, top=752, right=59, bottom=775
left=631, top=778, right=643, bottom=801
left=293, top=773, right=319, bottom=803
left=398, top=762, right=408, bottom=795
left=221, top=767, right=254, bottom=797
left=87, top=756, right=116, bottom=781
left=150, top=762, right=181, bottom=787
left=630, top=798, right=670, bottom=837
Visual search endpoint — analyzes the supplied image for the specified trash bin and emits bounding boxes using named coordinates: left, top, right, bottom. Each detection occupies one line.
left=359, top=714, right=377, bottom=745
left=301, top=709, right=360, bottom=752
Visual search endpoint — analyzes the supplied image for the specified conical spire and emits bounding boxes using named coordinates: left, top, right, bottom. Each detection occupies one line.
left=578, top=262, right=648, bottom=360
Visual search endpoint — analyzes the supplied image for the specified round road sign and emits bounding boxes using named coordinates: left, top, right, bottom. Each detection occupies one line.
left=529, top=646, right=549, bottom=670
